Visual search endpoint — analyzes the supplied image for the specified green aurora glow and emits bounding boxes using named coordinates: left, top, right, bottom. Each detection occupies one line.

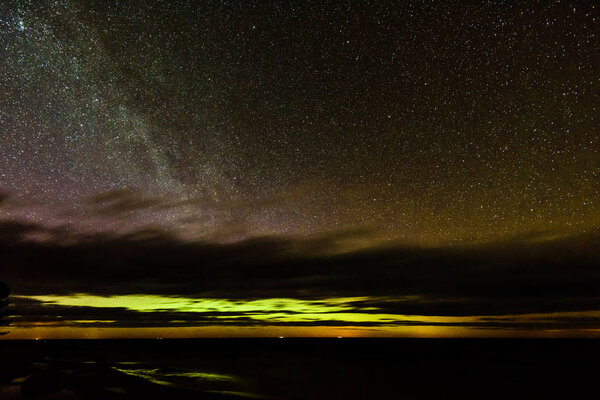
left=16, top=294, right=600, bottom=328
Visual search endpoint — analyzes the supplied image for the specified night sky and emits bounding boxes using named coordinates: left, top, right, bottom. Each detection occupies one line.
left=1, top=1, right=600, bottom=338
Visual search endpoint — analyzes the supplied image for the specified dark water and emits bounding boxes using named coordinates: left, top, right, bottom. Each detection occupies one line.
left=1, top=339, right=599, bottom=399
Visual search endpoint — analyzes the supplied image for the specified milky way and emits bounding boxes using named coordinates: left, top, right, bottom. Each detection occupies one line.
left=1, top=0, right=599, bottom=246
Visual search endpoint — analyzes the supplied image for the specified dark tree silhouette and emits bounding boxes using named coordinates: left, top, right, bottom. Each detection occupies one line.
left=0, top=281, right=9, bottom=335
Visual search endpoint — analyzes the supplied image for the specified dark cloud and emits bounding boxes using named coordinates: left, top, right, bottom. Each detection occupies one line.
left=0, top=220, right=45, bottom=243
left=0, top=191, right=9, bottom=205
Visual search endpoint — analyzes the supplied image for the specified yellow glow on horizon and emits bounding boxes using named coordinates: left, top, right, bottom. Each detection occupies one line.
left=4, top=325, right=600, bottom=340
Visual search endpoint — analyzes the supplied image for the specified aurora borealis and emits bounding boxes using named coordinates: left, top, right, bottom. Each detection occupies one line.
left=1, top=1, right=600, bottom=338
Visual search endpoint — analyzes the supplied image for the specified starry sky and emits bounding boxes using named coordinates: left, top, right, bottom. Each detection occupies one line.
left=1, top=0, right=600, bottom=338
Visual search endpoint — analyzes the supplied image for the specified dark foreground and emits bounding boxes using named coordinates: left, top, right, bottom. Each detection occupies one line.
left=0, top=339, right=598, bottom=399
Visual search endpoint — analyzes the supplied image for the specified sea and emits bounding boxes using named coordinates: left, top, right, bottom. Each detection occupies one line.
left=0, top=338, right=598, bottom=399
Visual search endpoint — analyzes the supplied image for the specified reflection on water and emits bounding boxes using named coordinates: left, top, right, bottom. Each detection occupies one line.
left=111, top=363, right=258, bottom=397
left=0, top=356, right=264, bottom=399
left=2, top=339, right=600, bottom=400
left=113, top=365, right=237, bottom=385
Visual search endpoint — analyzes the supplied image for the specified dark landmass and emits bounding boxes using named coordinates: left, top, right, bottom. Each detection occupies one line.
left=1, top=338, right=599, bottom=399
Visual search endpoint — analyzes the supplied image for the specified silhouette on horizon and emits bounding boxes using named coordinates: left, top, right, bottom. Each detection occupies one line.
left=0, top=281, right=9, bottom=335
